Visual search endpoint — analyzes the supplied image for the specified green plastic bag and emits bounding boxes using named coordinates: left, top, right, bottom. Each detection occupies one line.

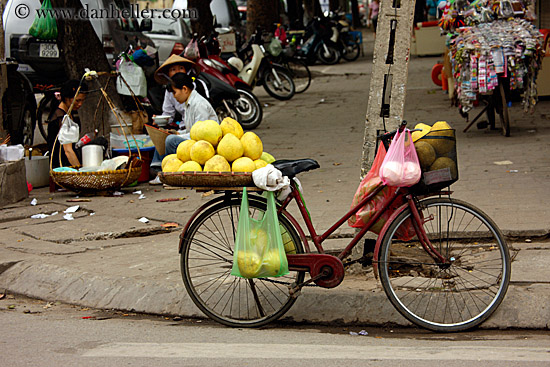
left=231, top=188, right=289, bottom=279
left=29, top=0, right=58, bottom=40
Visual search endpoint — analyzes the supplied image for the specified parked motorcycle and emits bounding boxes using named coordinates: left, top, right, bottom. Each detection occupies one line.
left=295, top=17, right=341, bottom=65
left=328, top=12, right=361, bottom=62
left=192, top=33, right=263, bottom=129
left=232, top=29, right=296, bottom=101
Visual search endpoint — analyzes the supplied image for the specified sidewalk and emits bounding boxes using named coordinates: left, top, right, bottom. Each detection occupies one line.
left=1, top=38, right=549, bottom=329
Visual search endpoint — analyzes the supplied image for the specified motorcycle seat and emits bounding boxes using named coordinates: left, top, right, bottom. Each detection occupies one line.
left=272, top=159, right=320, bottom=178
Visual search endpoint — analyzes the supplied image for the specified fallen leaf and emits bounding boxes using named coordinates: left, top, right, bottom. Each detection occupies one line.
left=333, top=162, right=342, bottom=166
left=201, top=190, right=215, bottom=197
left=161, top=223, right=179, bottom=228
left=156, top=197, right=188, bottom=202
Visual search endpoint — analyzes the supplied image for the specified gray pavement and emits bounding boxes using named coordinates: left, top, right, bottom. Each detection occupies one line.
left=1, top=31, right=549, bottom=329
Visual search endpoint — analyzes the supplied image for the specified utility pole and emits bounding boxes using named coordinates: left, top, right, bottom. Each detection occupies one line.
left=360, top=0, right=416, bottom=177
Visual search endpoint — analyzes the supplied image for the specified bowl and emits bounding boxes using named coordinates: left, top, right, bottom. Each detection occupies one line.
left=153, top=115, right=171, bottom=126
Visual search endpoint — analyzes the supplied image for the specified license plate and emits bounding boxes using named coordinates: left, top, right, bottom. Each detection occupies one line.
left=39, top=43, right=59, bottom=58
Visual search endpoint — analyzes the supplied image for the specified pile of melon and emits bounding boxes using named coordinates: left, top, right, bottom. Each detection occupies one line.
left=162, top=118, right=275, bottom=173
left=412, top=121, right=457, bottom=178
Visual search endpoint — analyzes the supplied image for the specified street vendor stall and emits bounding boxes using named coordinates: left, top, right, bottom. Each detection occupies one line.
left=440, top=0, right=545, bottom=136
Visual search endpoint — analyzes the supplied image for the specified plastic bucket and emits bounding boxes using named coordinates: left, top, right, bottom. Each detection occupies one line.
left=25, top=156, right=50, bottom=187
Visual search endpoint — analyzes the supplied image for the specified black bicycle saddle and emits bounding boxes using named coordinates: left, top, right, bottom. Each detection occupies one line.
left=272, top=159, right=320, bottom=178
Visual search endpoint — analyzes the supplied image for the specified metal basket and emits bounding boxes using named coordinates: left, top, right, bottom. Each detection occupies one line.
left=379, top=128, right=458, bottom=194
left=411, top=129, right=458, bottom=194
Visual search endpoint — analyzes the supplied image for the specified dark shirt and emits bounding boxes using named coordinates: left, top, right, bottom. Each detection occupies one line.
left=47, top=107, right=81, bottom=168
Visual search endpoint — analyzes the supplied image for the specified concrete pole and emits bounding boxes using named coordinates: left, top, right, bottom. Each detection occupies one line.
left=360, top=0, right=416, bottom=178
left=351, top=0, right=416, bottom=265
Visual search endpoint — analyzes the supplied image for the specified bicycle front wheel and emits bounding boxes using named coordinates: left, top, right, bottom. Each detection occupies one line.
left=286, top=59, right=311, bottom=93
left=181, top=196, right=305, bottom=327
left=378, top=197, right=510, bottom=332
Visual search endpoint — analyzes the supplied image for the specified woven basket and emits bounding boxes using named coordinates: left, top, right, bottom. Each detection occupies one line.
left=159, top=171, right=254, bottom=187
left=51, top=165, right=142, bottom=193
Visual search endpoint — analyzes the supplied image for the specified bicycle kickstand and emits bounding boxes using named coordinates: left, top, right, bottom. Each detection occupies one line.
left=288, top=269, right=331, bottom=298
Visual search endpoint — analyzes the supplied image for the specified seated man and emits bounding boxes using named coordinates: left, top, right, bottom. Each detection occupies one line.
left=149, top=72, right=218, bottom=185
left=149, top=55, right=214, bottom=183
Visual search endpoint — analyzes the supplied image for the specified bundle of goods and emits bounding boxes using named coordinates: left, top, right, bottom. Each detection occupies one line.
left=439, top=0, right=536, bottom=32
left=449, top=19, right=544, bottom=112
left=439, top=0, right=544, bottom=112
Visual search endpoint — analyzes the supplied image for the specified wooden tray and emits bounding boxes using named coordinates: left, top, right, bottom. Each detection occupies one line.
left=159, top=171, right=255, bottom=187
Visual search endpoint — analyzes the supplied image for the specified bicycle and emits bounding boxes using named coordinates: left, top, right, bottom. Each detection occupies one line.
left=267, top=46, right=312, bottom=94
left=176, top=123, right=511, bottom=332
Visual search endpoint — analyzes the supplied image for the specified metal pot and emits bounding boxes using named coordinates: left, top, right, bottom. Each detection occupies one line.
left=81, top=144, right=103, bottom=167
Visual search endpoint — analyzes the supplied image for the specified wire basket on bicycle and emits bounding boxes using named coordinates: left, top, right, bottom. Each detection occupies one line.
left=380, top=121, right=458, bottom=194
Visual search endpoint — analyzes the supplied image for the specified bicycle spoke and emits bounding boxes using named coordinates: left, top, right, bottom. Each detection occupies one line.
left=379, top=198, right=510, bottom=331
left=182, top=199, right=305, bottom=327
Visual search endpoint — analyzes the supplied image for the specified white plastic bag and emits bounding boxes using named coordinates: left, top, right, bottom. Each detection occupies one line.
left=252, top=164, right=290, bottom=191
left=58, top=115, right=80, bottom=145
left=116, top=59, right=147, bottom=97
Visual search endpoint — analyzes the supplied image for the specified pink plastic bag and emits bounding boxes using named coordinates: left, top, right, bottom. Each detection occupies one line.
left=184, top=39, right=200, bottom=60
left=349, top=144, right=417, bottom=241
left=379, top=129, right=421, bottom=187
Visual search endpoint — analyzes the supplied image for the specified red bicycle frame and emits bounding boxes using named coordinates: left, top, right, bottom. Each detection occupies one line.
left=276, top=179, right=449, bottom=275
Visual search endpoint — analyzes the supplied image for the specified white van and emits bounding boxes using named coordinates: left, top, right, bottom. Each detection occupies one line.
left=2, top=0, right=155, bottom=85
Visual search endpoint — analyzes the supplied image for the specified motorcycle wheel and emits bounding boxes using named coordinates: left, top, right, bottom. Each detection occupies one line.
left=342, top=39, right=361, bottom=62
left=236, top=88, right=263, bottom=130
left=215, top=100, right=242, bottom=123
left=317, top=43, right=341, bottom=65
left=262, top=66, right=295, bottom=101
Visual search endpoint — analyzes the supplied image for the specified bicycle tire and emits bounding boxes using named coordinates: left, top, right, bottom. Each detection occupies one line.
left=37, top=92, right=56, bottom=142
left=498, top=82, right=511, bottom=137
left=181, top=196, right=305, bottom=327
left=262, top=66, right=296, bottom=101
left=378, top=197, right=510, bottom=332
left=286, top=59, right=311, bottom=94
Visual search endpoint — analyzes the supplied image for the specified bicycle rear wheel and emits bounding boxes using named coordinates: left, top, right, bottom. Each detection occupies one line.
left=286, top=59, right=311, bottom=93
left=36, top=92, right=56, bottom=141
left=181, top=196, right=305, bottom=327
left=378, top=197, right=510, bottom=332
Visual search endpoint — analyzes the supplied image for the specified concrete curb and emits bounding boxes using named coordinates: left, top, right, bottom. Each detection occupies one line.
left=1, top=260, right=548, bottom=329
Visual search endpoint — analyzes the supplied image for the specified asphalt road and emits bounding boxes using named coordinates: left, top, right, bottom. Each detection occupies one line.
left=2, top=295, right=549, bottom=367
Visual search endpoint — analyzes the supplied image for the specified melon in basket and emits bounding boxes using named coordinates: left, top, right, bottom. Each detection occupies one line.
left=178, top=161, right=202, bottom=172
left=163, top=158, right=183, bottom=172
left=190, top=120, right=223, bottom=147
left=204, top=155, right=231, bottom=172
left=190, top=140, right=215, bottom=165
